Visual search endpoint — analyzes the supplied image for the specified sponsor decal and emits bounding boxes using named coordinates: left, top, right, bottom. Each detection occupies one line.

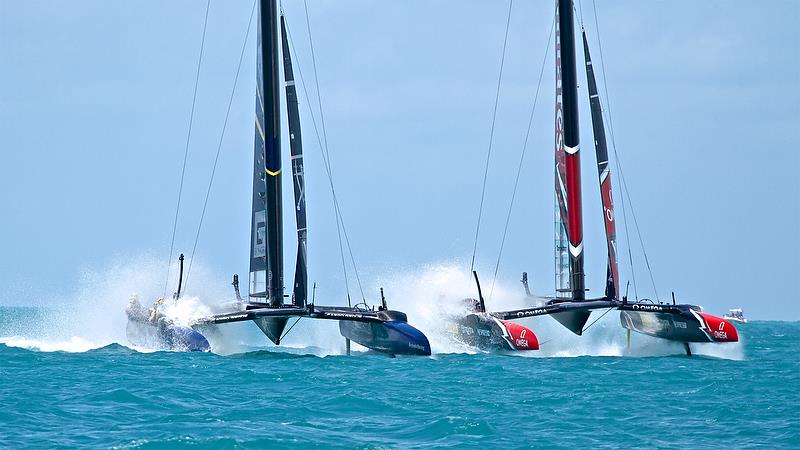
left=218, top=314, right=249, bottom=322
left=253, top=210, right=266, bottom=258
left=408, top=342, right=426, bottom=351
left=325, top=312, right=363, bottom=319
left=501, top=320, right=539, bottom=351
left=632, top=304, right=663, bottom=312
left=515, top=308, right=547, bottom=318
left=674, top=321, right=687, bottom=329
left=477, top=328, right=491, bottom=337
left=697, top=312, right=739, bottom=342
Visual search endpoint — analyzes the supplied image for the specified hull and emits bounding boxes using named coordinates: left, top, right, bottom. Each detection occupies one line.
left=450, top=313, right=538, bottom=351
left=126, top=317, right=210, bottom=352
left=338, top=313, right=431, bottom=356
left=197, top=304, right=432, bottom=356
left=619, top=304, right=738, bottom=343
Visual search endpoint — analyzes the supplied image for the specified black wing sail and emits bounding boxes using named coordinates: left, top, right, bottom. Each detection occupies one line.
left=280, top=13, right=307, bottom=309
left=250, top=0, right=284, bottom=306
left=247, top=0, right=288, bottom=344
left=582, top=30, right=619, bottom=300
left=249, top=2, right=269, bottom=296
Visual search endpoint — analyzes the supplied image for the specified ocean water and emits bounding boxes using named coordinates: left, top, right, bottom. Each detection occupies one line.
left=1, top=304, right=797, bottom=449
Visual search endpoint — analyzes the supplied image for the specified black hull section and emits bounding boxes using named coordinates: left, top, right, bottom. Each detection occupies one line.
left=551, top=310, right=591, bottom=335
left=254, top=316, right=290, bottom=345
left=452, top=313, right=513, bottom=351
left=619, top=304, right=738, bottom=343
left=450, top=313, right=538, bottom=351
left=339, top=319, right=431, bottom=356
left=197, top=304, right=431, bottom=356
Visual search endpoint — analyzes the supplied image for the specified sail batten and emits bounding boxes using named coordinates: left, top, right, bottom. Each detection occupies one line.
left=582, top=30, right=619, bottom=300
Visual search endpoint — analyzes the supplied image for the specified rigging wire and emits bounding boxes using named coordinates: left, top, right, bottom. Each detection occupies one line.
left=279, top=316, right=303, bottom=342
left=284, top=5, right=365, bottom=305
left=302, top=0, right=367, bottom=304
left=470, top=0, right=514, bottom=275
left=300, top=0, right=352, bottom=304
left=183, top=0, right=257, bottom=292
left=581, top=306, right=614, bottom=333
left=590, top=0, right=660, bottom=301
left=164, top=0, right=211, bottom=299
left=282, top=14, right=351, bottom=305
left=488, top=9, right=556, bottom=302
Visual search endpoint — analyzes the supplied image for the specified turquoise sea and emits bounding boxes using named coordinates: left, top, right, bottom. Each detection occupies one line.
left=1, top=307, right=798, bottom=449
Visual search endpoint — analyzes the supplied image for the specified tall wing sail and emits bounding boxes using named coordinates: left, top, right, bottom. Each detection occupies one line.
left=554, top=0, right=585, bottom=300
left=249, top=2, right=268, bottom=295
left=582, top=31, right=619, bottom=300
left=280, top=13, right=307, bottom=309
left=250, top=0, right=284, bottom=308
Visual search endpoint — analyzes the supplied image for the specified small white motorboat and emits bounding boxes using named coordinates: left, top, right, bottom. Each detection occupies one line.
left=723, top=308, right=748, bottom=324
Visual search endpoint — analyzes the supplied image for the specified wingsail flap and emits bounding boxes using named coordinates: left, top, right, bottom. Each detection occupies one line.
left=582, top=30, right=619, bottom=300
left=280, top=13, right=307, bottom=309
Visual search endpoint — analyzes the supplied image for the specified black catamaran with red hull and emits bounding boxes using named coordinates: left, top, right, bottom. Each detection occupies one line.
left=449, top=273, right=539, bottom=352
left=193, top=0, right=430, bottom=356
left=487, top=0, right=738, bottom=353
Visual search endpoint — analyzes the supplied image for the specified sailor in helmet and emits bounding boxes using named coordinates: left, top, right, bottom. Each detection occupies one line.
left=126, top=294, right=147, bottom=321
left=148, top=296, right=167, bottom=323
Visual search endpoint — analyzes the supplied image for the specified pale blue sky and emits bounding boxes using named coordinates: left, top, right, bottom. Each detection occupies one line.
left=0, top=1, right=798, bottom=319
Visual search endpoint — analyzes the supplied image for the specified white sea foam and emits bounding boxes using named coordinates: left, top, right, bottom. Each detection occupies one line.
left=0, top=335, right=100, bottom=353
left=372, top=261, right=744, bottom=359
left=0, top=254, right=236, bottom=353
left=1, top=257, right=744, bottom=359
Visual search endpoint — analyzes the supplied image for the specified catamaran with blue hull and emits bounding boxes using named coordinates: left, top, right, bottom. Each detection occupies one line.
left=126, top=255, right=211, bottom=352
left=192, top=1, right=430, bottom=356
left=486, top=0, right=738, bottom=354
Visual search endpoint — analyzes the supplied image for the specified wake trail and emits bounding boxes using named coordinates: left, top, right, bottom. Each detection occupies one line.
left=1, top=257, right=743, bottom=359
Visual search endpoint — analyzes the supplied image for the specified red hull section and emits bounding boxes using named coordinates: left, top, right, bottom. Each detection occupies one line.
left=499, top=319, right=539, bottom=350
left=697, top=312, right=739, bottom=343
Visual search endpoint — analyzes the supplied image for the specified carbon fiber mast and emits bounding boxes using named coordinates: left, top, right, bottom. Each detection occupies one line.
left=280, top=12, right=307, bottom=309
left=582, top=30, right=619, bottom=301
left=250, top=0, right=288, bottom=342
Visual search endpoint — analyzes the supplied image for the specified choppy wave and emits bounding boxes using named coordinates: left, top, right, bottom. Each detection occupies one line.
left=0, top=260, right=748, bottom=360
left=1, top=321, right=797, bottom=448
